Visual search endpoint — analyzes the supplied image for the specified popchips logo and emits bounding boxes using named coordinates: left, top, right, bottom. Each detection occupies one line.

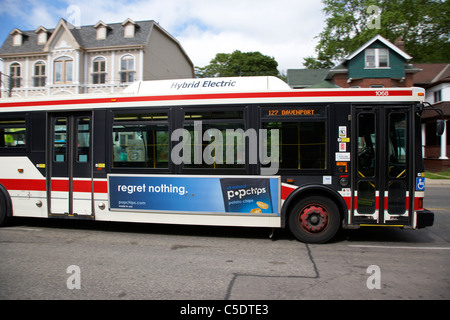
left=227, top=186, right=267, bottom=200
left=220, top=178, right=274, bottom=214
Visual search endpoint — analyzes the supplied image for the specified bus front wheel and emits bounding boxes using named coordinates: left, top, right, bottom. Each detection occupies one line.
left=288, top=196, right=340, bottom=244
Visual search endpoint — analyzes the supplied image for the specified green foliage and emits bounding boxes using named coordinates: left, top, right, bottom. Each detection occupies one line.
left=196, top=50, right=281, bottom=78
left=304, top=0, right=450, bottom=68
left=425, top=169, right=450, bottom=179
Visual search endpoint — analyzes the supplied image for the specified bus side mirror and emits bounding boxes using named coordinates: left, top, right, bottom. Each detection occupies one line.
left=436, top=119, right=445, bottom=136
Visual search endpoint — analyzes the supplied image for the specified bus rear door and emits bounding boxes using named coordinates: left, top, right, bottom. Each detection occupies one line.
left=351, top=105, right=413, bottom=227
left=47, top=112, right=93, bottom=218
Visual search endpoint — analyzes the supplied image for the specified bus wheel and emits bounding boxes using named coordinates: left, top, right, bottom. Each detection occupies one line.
left=0, top=193, right=8, bottom=227
left=288, top=196, right=340, bottom=244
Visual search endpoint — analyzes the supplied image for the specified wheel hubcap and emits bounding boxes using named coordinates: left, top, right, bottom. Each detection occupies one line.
left=299, top=205, right=328, bottom=233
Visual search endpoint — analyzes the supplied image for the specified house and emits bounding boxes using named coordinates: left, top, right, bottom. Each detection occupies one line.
left=287, top=34, right=421, bottom=89
left=414, top=63, right=450, bottom=171
left=327, top=35, right=421, bottom=88
left=0, top=18, right=195, bottom=98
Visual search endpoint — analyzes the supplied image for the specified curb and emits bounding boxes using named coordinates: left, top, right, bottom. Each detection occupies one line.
left=425, top=178, right=450, bottom=185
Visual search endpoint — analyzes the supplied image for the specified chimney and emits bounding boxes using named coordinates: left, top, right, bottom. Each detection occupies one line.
left=395, top=36, right=405, bottom=52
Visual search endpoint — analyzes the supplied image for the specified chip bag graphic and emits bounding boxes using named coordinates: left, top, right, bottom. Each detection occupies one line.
left=220, top=178, right=273, bottom=213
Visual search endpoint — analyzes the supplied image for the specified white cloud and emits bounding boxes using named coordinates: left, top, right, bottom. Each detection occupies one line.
left=173, top=0, right=327, bottom=69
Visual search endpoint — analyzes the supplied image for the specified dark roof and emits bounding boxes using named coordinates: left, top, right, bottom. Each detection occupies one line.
left=413, top=63, right=450, bottom=86
left=287, top=69, right=330, bottom=88
left=0, top=19, right=157, bottom=55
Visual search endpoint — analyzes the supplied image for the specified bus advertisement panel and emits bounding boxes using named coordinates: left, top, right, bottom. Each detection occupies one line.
left=108, top=175, right=280, bottom=215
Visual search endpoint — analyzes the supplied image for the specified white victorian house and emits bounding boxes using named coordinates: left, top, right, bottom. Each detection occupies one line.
left=0, top=18, right=194, bottom=97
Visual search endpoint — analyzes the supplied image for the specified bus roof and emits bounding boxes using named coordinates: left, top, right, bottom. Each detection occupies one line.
left=0, top=76, right=425, bottom=112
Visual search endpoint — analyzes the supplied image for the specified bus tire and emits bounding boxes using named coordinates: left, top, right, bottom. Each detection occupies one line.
left=288, top=195, right=340, bottom=244
left=0, top=192, right=8, bottom=227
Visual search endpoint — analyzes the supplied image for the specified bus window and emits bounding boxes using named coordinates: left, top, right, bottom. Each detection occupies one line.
left=183, top=110, right=245, bottom=169
left=388, top=112, right=407, bottom=178
left=357, top=181, right=376, bottom=214
left=54, top=118, right=67, bottom=162
left=77, top=117, right=90, bottom=163
left=0, top=118, right=26, bottom=148
left=357, top=113, right=375, bottom=177
left=112, top=113, right=169, bottom=168
left=388, top=181, right=406, bottom=215
left=261, top=122, right=326, bottom=170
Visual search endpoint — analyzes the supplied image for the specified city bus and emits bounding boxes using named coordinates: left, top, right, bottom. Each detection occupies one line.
left=0, top=76, right=438, bottom=243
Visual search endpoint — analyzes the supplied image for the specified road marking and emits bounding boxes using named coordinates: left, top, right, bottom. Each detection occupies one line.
left=425, top=208, right=449, bottom=211
left=349, top=245, right=450, bottom=250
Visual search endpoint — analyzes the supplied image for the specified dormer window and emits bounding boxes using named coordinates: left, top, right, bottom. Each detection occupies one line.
left=94, top=21, right=110, bottom=40
left=122, top=19, right=136, bottom=38
left=365, top=48, right=389, bottom=68
left=11, top=29, right=23, bottom=46
left=35, top=27, right=49, bottom=45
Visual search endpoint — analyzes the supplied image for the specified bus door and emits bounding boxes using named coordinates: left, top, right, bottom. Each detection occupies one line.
left=351, top=105, right=412, bottom=226
left=47, top=112, right=93, bottom=217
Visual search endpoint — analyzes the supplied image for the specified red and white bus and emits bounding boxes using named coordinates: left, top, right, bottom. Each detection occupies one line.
left=0, top=76, right=437, bottom=243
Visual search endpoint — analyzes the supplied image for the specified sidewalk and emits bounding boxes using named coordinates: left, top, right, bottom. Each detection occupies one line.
left=425, top=178, right=450, bottom=185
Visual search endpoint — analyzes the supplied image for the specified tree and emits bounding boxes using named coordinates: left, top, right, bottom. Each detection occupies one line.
left=196, top=50, right=281, bottom=78
left=304, top=0, right=450, bottom=68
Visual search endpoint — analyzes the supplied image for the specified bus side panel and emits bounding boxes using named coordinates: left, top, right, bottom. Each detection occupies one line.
left=0, top=156, right=48, bottom=218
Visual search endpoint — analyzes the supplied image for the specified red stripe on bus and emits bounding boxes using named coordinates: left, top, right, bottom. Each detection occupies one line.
left=281, top=185, right=296, bottom=200
left=0, top=90, right=413, bottom=108
left=0, top=178, right=46, bottom=191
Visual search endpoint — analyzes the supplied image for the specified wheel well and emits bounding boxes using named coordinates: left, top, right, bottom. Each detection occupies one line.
left=282, top=186, right=347, bottom=228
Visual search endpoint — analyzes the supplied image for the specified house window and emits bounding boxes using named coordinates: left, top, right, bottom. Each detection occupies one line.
left=9, top=63, right=21, bottom=88
left=33, top=62, right=46, bottom=87
left=365, top=48, right=389, bottom=68
left=434, top=90, right=442, bottom=103
left=54, top=57, right=73, bottom=84
left=92, top=57, right=106, bottom=84
left=120, top=55, right=135, bottom=83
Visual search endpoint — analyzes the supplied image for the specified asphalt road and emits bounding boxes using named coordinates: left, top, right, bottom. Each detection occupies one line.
left=0, top=185, right=449, bottom=304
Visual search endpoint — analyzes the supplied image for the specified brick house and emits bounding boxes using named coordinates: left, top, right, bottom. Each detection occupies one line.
left=287, top=34, right=421, bottom=89
left=326, top=34, right=422, bottom=88
left=0, top=18, right=194, bottom=98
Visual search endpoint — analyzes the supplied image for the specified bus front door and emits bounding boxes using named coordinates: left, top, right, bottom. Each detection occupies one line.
left=47, top=113, right=93, bottom=218
left=351, top=106, right=413, bottom=227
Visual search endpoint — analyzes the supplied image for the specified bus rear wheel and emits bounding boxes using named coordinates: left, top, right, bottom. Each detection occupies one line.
left=288, top=196, right=340, bottom=244
left=0, top=193, right=8, bottom=227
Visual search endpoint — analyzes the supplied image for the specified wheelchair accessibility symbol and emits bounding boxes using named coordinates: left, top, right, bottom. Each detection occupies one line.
left=416, top=177, right=425, bottom=191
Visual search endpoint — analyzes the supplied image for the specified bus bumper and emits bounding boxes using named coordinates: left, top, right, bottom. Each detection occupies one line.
left=417, top=209, right=434, bottom=229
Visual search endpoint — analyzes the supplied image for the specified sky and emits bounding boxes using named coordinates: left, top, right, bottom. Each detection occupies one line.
left=0, top=0, right=327, bottom=72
